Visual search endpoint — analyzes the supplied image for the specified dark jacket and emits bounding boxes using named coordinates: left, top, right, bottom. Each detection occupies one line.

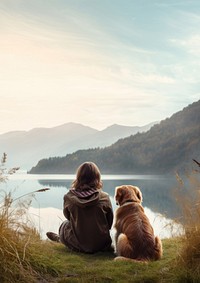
left=59, top=189, right=113, bottom=253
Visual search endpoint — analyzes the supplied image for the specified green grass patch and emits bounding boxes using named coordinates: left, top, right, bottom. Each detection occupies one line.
left=37, top=237, right=189, bottom=283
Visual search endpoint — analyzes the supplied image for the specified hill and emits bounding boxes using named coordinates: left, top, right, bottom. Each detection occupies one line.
left=29, top=100, right=200, bottom=174
left=0, top=122, right=155, bottom=169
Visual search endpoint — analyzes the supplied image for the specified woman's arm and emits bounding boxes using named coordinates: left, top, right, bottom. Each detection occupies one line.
left=63, top=194, right=71, bottom=220
left=105, top=198, right=114, bottom=229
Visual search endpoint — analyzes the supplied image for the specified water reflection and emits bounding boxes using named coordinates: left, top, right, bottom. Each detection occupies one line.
left=37, top=175, right=184, bottom=240
left=28, top=206, right=183, bottom=240
left=3, top=173, right=192, bottom=239
left=38, top=176, right=182, bottom=219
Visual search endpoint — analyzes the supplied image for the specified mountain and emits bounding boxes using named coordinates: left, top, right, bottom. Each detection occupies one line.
left=0, top=123, right=97, bottom=169
left=76, top=122, right=157, bottom=149
left=0, top=122, right=156, bottom=169
left=29, top=100, right=200, bottom=174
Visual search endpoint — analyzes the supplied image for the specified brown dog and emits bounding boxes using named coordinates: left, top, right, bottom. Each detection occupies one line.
left=114, top=185, right=162, bottom=261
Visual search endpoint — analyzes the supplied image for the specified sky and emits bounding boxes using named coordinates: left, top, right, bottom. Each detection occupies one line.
left=0, top=0, right=200, bottom=134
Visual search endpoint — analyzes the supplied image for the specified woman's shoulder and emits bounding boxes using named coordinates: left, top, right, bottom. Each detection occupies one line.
left=99, top=190, right=110, bottom=200
left=63, top=190, right=74, bottom=200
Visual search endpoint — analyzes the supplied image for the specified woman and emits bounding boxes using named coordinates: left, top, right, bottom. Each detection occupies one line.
left=46, top=162, right=113, bottom=253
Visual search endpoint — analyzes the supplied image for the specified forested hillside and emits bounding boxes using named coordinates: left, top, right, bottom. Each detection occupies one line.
left=29, top=100, right=200, bottom=174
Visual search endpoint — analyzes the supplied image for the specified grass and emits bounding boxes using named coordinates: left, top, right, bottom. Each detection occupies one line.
left=28, top=237, right=184, bottom=283
left=0, top=234, right=194, bottom=283
left=0, top=153, right=200, bottom=282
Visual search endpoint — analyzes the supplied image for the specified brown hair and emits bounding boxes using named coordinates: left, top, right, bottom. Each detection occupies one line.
left=72, top=162, right=102, bottom=190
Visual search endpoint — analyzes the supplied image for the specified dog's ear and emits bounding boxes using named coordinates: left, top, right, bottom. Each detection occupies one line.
left=135, top=187, right=143, bottom=203
left=115, top=186, right=125, bottom=205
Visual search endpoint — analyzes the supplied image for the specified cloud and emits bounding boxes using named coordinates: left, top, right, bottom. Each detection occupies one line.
left=0, top=0, right=199, bottom=133
left=172, top=35, right=200, bottom=57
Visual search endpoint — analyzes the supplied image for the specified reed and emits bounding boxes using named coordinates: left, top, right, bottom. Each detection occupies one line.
left=175, top=160, right=200, bottom=280
left=0, top=153, right=53, bottom=282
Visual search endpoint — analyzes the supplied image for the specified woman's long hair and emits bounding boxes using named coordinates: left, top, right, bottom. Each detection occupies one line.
left=72, top=162, right=102, bottom=190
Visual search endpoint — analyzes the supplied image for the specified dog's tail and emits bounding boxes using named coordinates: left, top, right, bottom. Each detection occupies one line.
left=153, top=236, right=163, bottom=260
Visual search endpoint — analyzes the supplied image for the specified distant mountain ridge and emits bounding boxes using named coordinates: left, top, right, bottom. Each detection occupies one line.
left=0, top=122, right=156, bottom=169
left=29, top=100, right=200, bottom=174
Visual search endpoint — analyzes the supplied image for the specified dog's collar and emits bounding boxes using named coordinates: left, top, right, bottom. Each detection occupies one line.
left=120, top=199, right=137, bottom=206
left=124, top=200, right=135, bottom=204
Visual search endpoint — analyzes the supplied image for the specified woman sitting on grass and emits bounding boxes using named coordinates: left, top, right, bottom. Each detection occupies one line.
left=46, top=161, right=114, bottom=253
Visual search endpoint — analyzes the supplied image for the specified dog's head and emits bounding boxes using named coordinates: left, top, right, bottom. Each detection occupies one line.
left=115, top=185, right=143, bottom=206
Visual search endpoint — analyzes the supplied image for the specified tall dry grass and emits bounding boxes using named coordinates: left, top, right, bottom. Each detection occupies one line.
left=0, top=153, right=51, bottom=282
left=175, top=159, right=200, bottom=280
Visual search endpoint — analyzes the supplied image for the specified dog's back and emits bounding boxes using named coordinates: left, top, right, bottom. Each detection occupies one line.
left=115, top=203, right=162, bottom=261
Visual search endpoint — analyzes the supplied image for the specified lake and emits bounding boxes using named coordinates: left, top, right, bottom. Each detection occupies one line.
left=2, top=172, right=186, bottom=240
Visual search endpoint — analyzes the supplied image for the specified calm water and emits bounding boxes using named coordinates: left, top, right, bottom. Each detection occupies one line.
left=2, top=172, right=185, bottom=239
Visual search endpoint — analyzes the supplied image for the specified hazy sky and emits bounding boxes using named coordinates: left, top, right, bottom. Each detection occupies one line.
left=0, top=0, right=200, bottom=133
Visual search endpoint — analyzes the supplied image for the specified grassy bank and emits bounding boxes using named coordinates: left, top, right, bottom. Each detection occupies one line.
left=33, top=237, right=185, bottom=283
left=0, top=232, right=198, bottom=283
